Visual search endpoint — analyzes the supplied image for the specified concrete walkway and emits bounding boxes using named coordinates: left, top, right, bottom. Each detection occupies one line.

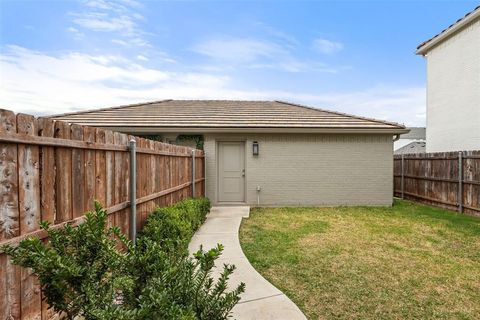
left=189, top=206, right=307, bottom=320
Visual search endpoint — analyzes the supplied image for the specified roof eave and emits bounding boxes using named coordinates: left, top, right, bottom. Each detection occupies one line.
left=416, top=8, right=480, bottom=56
left=86, top=126, right=409, bottom=135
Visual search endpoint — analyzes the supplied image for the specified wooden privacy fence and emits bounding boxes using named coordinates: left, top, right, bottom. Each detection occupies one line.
left=394, top=150, right=480, bottom=216
left=0, top=108, right=205, bottom=320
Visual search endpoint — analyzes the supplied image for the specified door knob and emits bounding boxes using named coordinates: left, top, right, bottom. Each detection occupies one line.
left=242, top=169, right=245, bottom=177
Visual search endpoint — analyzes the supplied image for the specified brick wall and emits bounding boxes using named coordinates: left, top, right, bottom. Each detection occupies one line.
left=204, top=133, right=394, bottom=206
left=425, top=18, right=480, bottom=152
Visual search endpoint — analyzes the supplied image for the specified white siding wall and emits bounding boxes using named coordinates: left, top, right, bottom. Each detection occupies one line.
left=425, top=19, right=480, bottom=152
left=204, top=133, right=394, bottom=207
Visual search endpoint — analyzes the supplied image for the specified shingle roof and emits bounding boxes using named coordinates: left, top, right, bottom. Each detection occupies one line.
left=394, top=141, right=426, bottom=155
left=51, top=100, right=407, bottom=133
left=400, top=127, right=425, bottom=140
left=417, top=5, right=480, bottom=54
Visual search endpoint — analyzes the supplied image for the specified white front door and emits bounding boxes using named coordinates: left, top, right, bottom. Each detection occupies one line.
left=218, top=142, right=245, bottom=202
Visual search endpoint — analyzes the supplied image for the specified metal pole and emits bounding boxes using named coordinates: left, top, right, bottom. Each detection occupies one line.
left=191, top=149, right=196, bottom=198
left=129, top=139, right=137, bottom=245
left=401, top=154, right=405, bottom=199
left=458, top=151, right=463, bottom=213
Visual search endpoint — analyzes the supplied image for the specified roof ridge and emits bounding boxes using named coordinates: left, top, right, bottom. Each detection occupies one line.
left=50, top=99, right=173, bottom=118
left=274, top=100, right=406, bottom=129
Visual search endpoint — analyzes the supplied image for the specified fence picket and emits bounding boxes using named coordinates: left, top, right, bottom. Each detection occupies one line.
left=17, top=113, right=42, bottom=320
left=148, top=140, right=156, bottom=221
left=38, top=118, right=56, bottom=224
left=38, top=117, right=57, bottom=320
left=104, top=130, right=115, bottom=228
left=0, top=109, right=20, bottom=240
left=0, top=109, right=21, bottom=320
left=95, top=128, right=107, bottom=206
left=71, top=124, right=85, bottom=217
left=54, top=121, right=72, bottom=223
left=84, top=127, right=96, bottom=212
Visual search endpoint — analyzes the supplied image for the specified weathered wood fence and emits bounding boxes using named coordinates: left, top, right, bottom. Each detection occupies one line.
left=0, top=108, right=205, bottom=320
left=394, top=150, right=480, bottom=216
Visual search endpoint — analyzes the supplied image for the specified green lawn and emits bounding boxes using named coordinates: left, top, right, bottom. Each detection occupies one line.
left=239, top=200, right=480, bottom=320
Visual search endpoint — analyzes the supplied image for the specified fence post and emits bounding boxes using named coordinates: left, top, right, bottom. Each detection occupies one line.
left=129, top=139, right=137, bottom=245
left=203, top=152, right=207, bottom=197
left=458, top=151, right=463, bottom=213
left=401, top=154, right=405, bottom=199
left=191, top=149, right=196, bottom=198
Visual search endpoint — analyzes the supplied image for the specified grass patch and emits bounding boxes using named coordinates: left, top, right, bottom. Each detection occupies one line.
left=239, top=200, right=480, bottom=319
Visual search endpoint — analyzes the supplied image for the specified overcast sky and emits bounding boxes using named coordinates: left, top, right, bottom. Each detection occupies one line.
left=0, top=0, right=477, bottom=126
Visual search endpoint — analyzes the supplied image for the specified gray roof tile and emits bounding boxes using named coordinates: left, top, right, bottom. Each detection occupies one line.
left=52, top=100, right=406, bottom=132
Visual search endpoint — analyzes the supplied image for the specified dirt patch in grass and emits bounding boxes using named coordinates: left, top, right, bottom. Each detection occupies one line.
left=239, top=200, right=480, bottom=319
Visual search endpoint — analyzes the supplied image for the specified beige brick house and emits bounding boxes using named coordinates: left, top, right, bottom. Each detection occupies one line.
left=53, top=100, right=407, bottom=206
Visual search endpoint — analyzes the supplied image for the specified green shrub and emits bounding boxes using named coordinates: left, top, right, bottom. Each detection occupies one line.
left=142, top=197, right=211, bottom=251
left=1, top=203, right=132, bottom=319
left=142, top=206, right=193, bottom=251
left=2, top=197, right=244, bottom=320
left=174, top=197, right=211, bottom=228
left=128, top=240, right=244, bottom=320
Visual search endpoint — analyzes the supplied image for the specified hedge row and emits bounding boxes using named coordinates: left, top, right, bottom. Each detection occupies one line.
left=142, top=197, right=211, bottom=251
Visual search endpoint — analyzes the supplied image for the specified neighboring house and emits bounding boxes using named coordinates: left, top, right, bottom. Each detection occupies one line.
left=53, top=100, right=407, bottom=206
left=395, top=141, right=426, bottom=155
left=416, top=6, right=480, bottom=153
left=394, top=127, right=426, bottom=151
